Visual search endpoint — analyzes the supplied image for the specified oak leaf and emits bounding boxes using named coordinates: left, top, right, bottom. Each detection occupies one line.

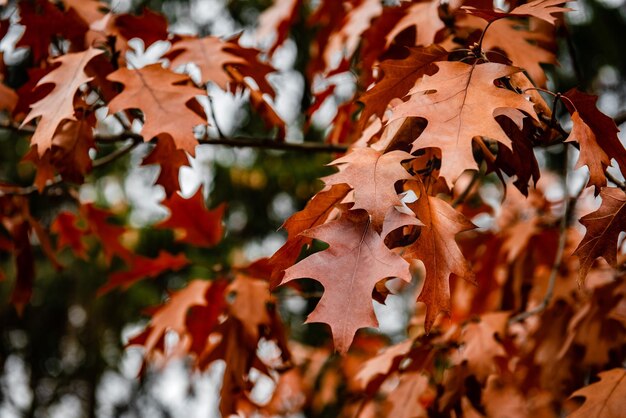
left=282, top=210, right=411, bottom=353
left=569, top=368, right=626, bottom=418
left=269, top=183, right=350, bottom=285
left=405, top=186, right=475, bottom=331
left=81, top=203, right=132, bottom=264
left=167, top=36, right=275, bottom=97
left=357, top=45, right=446, bottom=126
left=256, top=0, right=302, bottom=55
left=482, top=19, right=556, bottom=87
left=156, top=188, right=225, bottom=248
left=17, top=0, right=87, bottom=63
left=463, top=0, right=570, bottom=25
left=61, top=0, right=108, bottom=26
left=563, top=89, right=626, bottom=180
left=106, top=64, right=206, bottom=155
left=141, top=135, right=190, bottom=196
left=566, top=112, right=611, bottom=194
left=392, top=61, right=538, bottom=186
left=384, top=0, right=444, bottom=48
left=99, top=251, right=189, bottom=294
left=386, top=372, right=430, bottom=418
left=323, top=0, right=382, bottom=72
left=455, top=312, right=508, bottom=381
left=573, top=187, right=626, bottom=282
left=51, top=212, right=87, bottom=259
left=128, top=280, right=217, bottom=359
left=323, top=148, right=414, bottom=227
left=21, top=48, right=103, bottom=156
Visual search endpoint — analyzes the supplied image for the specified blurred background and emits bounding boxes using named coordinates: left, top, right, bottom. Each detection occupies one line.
left=0, top=0, right=625, bottom=417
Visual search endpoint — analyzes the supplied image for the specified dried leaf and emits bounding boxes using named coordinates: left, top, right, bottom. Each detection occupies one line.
left=283, top=210, right=411, bottom=353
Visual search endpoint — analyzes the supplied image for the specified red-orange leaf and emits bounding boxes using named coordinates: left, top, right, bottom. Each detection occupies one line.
left=141, top=135, right=190, bottom=196
left=51, top=212, right=87, bottom=259
left=358, top=45, right=446, bottom=126
left=156, top=188, right=225, bottom=248
left=405, top=187, right=475, bottom=331
left=563, top=89, right=626, bottom=180
left=269, top=183, right=350, bottom=285
left=567, top=111, right=610, bottom=194
left=107, top=64, right=206, bottom=155
left=569, top=368, right=626, bottom=418
left=21, top=48, right=103, bottom=156
left=99, top=251, right=189, bottom=294
left=128, top=279, right=216, bottom=358
left=573, top=187, right=626, bottom=283
left=256, top=0, right=302, bottom=55
left=282, top=210, right=411, bottom=353
left=81, top=204, right=132, bottom=264
left=167, top=36, right=276, bottom=97
left=463, top=0, right=570, bottom=25
left=323, top=148, right=414, bottom=228
left=392, top=62, right=538, bottom=186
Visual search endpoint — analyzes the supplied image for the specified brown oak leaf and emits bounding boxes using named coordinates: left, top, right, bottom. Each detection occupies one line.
left=167, top=36, right=275, bottom=97
left=106, top=64, right=206, bottom=155
left=128, top=279, right=217, bottom=359
left=573, top=187, right=626, bottom=283
left=384, top=0, right=444, bottom=48
left=482, top=19, right=556, bottom=87
left=569, top=368, right=626, bottom=418
left=358, top=45, right=446, bottom=126
left=256, top=0, right=302, bottom=55
left=282, top=210, right=411, bottom=353
left=269, top=183, right=350, bottom=286
left=156, top=188, right=225, bottom=248
left=391, top=61, right=538, bottom=186
left=567, top=112, right=611, bottom=194
left=323, top=148, right=414, bottom=228
left=563, top=89, right=626, bottom=180
left=405, top=185, right=475, bottom=331
left=21, top=48, right=103, bottom=156
left=463, top=0, right=570, bottom=25
left=99, top=251, right=189, bottom=294
left=323, top=0, right=382, bottom=72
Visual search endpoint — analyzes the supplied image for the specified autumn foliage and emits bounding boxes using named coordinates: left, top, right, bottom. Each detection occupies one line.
left=1, top=0, right=626, bottom=416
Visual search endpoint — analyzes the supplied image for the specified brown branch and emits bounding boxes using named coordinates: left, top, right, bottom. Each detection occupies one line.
left=508, top=209, right=567, bottom=324
left=197, top=137, right=348, bottom=153
left=92, top=139, right=142, bottom=168
left=94, top=132, right=349, bottom=153
left=0, top=175, right=63, bottom=196
left=509, top=160, right=581, bottom=324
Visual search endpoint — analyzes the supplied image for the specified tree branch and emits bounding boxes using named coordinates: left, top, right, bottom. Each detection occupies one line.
left=92, top=139, right=142, bottom=169
left=95, top=132, right=349, bottom=153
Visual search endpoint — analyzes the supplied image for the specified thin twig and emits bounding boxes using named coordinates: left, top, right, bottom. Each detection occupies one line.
left=508, top=210, right=567, bottom=324
left=197, top=137, right=348, bottom=153
left=606, top=171, right=626, bottom=190
left=509, top=153, right=576, bottom=324
left=0, top=175, right=63, bottom=196
left=561, top=22, right=584, bottom=87
left=92, top=139, right=141, bottom=168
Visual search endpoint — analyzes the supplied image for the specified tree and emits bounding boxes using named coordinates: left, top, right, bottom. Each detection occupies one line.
left=0, top=0, right=626, bottom=416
